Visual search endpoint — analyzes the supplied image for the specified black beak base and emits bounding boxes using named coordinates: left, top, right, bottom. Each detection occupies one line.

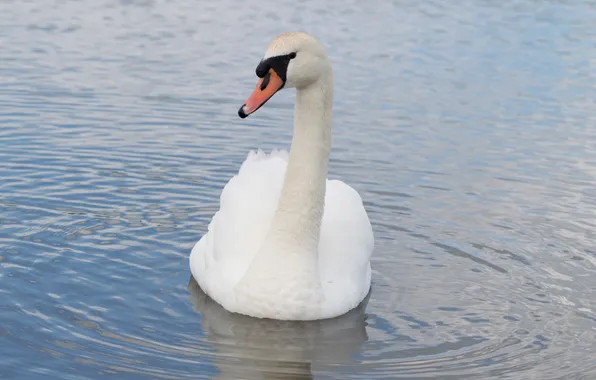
left=237, top=52, right=297, bottom=120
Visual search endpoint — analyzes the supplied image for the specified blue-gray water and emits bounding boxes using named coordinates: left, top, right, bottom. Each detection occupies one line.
left=1, top=0, right=595, bottom=379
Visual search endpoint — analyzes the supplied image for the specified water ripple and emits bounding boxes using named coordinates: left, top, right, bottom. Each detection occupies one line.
left=1, top=0, right=596, bottom=378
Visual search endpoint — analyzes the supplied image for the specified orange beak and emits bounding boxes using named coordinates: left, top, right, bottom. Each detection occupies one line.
left=238, top=69, right=284, bottom=118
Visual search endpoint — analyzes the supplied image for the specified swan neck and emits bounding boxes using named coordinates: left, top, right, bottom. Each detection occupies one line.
left=270, top=76, right=333, bottom=250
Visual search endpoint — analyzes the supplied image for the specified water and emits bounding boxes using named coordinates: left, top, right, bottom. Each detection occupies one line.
left=1, top=0, right=595, bottom=378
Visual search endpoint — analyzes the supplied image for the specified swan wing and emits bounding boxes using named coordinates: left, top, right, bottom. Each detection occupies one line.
left=319, top=179, right=374, bottom=314
left=189, top=150, right=288, bottom=308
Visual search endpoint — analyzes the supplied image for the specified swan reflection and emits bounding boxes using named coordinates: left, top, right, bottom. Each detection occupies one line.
left=187, top=277, right=370, bottom=379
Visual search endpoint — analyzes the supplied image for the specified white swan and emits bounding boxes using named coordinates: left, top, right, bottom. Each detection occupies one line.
left=190, top=32, right=374, bottom=321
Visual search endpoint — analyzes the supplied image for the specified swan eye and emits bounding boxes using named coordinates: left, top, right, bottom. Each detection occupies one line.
left=289, top=52, right=297, bottom=59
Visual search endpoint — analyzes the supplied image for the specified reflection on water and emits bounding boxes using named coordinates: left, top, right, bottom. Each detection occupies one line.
left=1, top=0, right=596, bottom=378
left=187, top=278, right=369, bottom=380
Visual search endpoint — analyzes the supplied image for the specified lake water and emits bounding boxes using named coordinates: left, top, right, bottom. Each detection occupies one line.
left=1, top=0, right=595, bottom=379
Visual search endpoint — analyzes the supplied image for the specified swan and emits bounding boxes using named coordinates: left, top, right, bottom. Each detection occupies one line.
left=190, top=32, right=374, bottom=321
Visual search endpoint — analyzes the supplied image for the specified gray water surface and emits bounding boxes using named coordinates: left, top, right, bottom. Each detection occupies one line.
left=1, top=0, right=596, bottom=379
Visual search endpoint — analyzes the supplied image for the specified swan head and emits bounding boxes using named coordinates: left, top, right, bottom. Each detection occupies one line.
left=238, top=32, right=330, bottom=118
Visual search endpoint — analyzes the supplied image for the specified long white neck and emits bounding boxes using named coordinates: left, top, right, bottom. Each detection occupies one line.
left=267, top=72, right=334, bottom=252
